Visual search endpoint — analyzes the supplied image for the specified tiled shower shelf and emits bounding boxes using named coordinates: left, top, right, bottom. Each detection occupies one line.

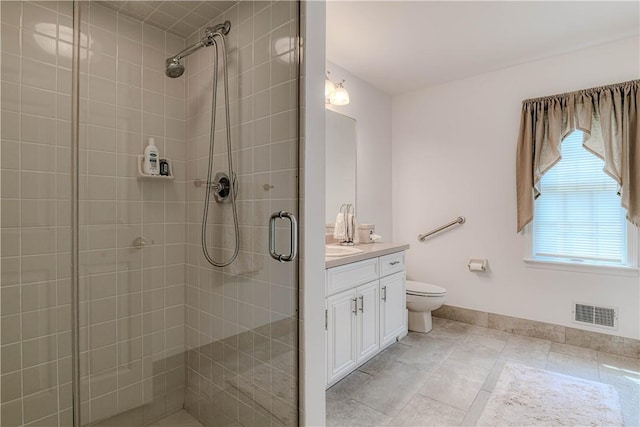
left=137, top=155, right=175, bottom=180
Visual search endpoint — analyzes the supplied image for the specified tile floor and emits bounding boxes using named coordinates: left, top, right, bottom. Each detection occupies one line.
left=151, top=410, right=204, bottom=427
left=326, top=317, right=640, bottom=426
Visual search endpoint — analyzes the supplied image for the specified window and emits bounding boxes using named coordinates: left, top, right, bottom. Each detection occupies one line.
left=529, top=130, right=636, bottom=270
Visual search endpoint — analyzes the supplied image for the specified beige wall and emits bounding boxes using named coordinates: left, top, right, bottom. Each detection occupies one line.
left=392, top=36, right=640, bottom=340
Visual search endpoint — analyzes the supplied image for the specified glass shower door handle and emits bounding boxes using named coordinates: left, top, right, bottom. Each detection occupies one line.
left=269, top=211, right=298, bottom=262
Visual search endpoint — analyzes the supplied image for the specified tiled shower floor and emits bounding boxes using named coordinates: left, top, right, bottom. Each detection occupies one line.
left=326, top=317, right=640, bottom=426
left=150, top=410, right=204, bottom=427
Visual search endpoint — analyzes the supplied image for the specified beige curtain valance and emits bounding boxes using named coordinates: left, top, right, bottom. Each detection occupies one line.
left=516, top=79, right=640, bottom=232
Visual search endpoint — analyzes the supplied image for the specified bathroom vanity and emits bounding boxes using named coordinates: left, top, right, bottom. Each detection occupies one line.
left=325, top=243, right=409, bottom=387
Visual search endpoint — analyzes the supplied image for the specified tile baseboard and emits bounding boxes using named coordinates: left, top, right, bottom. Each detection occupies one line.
left=433, top=305, right=640, bottom=359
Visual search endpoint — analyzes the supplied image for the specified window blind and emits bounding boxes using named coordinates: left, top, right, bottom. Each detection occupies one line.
left=533, top=131, right=626, bottom=264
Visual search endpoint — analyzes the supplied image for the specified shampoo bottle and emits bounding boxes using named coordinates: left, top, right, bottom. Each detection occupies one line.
left=144, top=138, right=159, bottom=175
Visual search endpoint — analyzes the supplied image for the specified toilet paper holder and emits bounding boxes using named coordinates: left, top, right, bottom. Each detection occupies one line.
left=468, top=258, right=487, bottom=272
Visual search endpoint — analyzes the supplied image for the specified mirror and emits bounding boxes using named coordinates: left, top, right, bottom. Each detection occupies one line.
left=326, top=109, right=357, bottom=223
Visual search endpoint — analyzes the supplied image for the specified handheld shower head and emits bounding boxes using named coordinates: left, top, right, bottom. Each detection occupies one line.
left=165, top=58, right=184, bottom=78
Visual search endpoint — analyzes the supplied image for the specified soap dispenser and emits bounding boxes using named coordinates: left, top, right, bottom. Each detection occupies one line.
left=144, top=138, right=159, bottom=175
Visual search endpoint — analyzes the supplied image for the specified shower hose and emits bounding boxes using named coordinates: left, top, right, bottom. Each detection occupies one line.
left=201, top=33, right=239, bottom=267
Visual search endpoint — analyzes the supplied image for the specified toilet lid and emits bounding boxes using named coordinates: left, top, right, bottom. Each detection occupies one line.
left=406, top=280, right=446, bottom=296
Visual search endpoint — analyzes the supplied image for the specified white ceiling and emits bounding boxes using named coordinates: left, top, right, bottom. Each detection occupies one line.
left=326, top=1, right=640, bottom=96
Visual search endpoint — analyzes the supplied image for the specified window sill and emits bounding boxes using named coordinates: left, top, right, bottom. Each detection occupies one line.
left=523, top=258, right=639, bottom=277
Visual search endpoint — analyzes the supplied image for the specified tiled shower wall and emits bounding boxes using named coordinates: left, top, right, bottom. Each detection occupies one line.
left=0, top=2, right=189, bottom=425
left=77, top=2, right=188, bottom=425
left=183, top=1, right=299, bottom=426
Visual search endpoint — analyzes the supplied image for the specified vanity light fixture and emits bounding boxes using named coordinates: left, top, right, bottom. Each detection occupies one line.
left=325, top=74, right=336, bottom=101
left=330, top=80, right=350, bottom=106
left=325, top=72, right=350, bottom=106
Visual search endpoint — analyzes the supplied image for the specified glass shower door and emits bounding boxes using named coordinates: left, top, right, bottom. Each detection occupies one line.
left=181, top=2, right=300, bottom=426
left=0, top=1, right=75, bottom=426
left=76, top=1, right=301, bottom=426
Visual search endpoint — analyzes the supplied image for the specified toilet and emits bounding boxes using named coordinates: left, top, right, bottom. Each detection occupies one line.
left=406, top=280, right=447, bottom=333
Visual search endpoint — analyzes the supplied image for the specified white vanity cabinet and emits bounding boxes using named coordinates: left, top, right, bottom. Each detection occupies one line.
left=326, top=289, right=358, bottom=382
left=325, top=248, right=407, bottom=387
left=326, top=281, right=379, bottom=384
left=380, top=271, right=406, bottom=348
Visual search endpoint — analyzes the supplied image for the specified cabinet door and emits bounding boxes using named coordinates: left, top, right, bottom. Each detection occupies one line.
left=356, top=281, right=380, bottom=363
left=327, top=289, right=357, bottom=385
left=380, top=271, right=407, bottom=348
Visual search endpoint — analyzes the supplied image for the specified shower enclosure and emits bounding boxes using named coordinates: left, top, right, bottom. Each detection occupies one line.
left=0, top=1, right=300, bottom=426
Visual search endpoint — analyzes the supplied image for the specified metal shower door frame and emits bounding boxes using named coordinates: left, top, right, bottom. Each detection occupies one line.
left=70, top=1, right=82, bottom=426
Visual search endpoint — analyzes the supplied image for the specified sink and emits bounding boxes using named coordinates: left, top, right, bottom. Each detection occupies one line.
left=325, top=245, right=364, bottom=257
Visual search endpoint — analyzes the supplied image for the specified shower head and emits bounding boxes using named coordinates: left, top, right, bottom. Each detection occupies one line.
left=164, top=20, right=232, bottom=79
left=165, top=58, right=185, bottom=78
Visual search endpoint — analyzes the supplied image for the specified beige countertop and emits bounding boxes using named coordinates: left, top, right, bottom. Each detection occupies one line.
left=325, top=242, right=410, bottom=269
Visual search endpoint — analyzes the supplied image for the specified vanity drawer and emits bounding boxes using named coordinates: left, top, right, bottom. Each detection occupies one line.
left=326, top=258, right=379, bottom=296
left=379, top=252, right=405, bottom=277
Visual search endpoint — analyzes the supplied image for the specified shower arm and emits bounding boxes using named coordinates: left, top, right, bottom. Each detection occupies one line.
left=167, top=21, right=231, bottom=63
left=170, top=40, right=206, bottom=63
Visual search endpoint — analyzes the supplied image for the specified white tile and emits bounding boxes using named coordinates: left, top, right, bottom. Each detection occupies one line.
left=22, top=29, right=57, bottom=64
left=20, top=142, right=55, bottom=172
left=117, top=13, right=143, bottom=41
left=142, top=23, right=166, bottom=52
left=88, top=75, right=117, bottom=105
left=89, top=26, right=117, bottom=57
left=87, top=100, right=116, bottom=128
left=165, top=33, right=184, bottom=56
left=1, top=81, right=20, bottom=112
left=21, top=114, right=57, bottom=144
left=117, top=36, right=142, bottom=65
left=117, top=83, right=142, bottom=110
left=166, top=117, right=185, bottom=140
left=1, top=53, right=21, bottom=83
left=21, top=86, right=56, bottom=117
left=89, top=2, right=117, bottom=33
left=89, top=52, right=117, bottom=81
left=1, top=24, right=21, bottom=56
left=117, top=107, right=142, bottom=134
left=253, top=6, right=271, bottom=40
left=22, top=58, right=57, bottom=91
left=87, top=125, right=116, bottom=152
left=148, top=10, right=175, bottom=32
left=142, top=68, right=164, bottom=94
left=22, top=2, right=57, bottom=35
left=0, top=1, right=22, bottom=26
left=142, top=112, right=164, bottom=138
left=157, top=409, right=205, bottom=426
left=142, top=46, right=165, bottom=72
left=117, top=59, right=142, bottom=87
left=165, top=76, right=184, bottom=99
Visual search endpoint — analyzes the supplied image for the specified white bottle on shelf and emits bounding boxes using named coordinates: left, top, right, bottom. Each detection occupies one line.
left=143, top=138, right=159, bottom=175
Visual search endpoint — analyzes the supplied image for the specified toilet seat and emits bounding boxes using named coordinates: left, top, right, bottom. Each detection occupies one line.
left=406, top=280, right=446, bottom=297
